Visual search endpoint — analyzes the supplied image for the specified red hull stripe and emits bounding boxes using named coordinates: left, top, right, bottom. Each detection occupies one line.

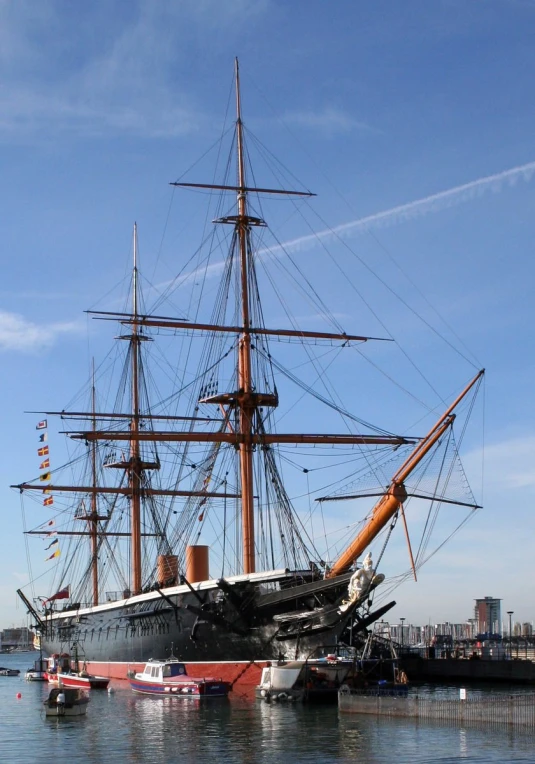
left=83, top=660, right=266, bottom=686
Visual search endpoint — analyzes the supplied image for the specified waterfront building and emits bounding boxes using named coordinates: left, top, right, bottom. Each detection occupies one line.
left=474, top=597, right=501, bottom=635
left=373, top=614, right=535, bottom=648
left=1, top=626, right=34, bottom=651
left=390, top=622, right=476, bottom=647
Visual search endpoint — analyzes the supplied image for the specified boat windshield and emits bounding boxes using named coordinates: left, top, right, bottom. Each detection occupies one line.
left=163, top=663, right=186, bottom=678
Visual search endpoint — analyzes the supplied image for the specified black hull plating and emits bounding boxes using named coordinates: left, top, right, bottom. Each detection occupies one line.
left=40, top=575, right=365, bottom=664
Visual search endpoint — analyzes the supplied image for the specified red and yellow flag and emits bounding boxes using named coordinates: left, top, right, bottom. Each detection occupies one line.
left=38, top=446, right=49, bottom=457
left=40, top=458, right=50, bottom=469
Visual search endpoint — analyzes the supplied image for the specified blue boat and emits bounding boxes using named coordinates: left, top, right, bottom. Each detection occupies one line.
left=129, top=658, right=230, bottom=698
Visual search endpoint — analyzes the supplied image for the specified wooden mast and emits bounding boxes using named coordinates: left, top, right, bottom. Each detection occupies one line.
left=326, top=369, right=485, bottom=578
left=90, top=360, right=99, bottom=605
left=130, top=222, right=142, bottom=594
left=235, top=58, right=256, bottom=574
left=64, top=359, right=110, bottom=606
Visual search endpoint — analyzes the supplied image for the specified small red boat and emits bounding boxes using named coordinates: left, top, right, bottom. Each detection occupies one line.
left=46, top=652, right=110, bottom=690
left=45, top=652, right=70, bottom=682
left=130, top=658, right=230, bottom=698
left=54, top=670, right=110, bottom=690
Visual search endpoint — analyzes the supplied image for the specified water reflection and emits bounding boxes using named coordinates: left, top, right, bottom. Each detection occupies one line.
left=458, top=727, right=468, bottom=758
left=1, top=654, right=535, bottom=764
left=127, top=693, right=234, bottom=762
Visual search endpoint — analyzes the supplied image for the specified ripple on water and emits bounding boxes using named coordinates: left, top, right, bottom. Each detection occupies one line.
left=1, top=654, right=534, bottom=763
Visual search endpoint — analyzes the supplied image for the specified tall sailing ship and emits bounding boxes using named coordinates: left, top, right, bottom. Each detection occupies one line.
left=15, top=62, right=483, bottom=685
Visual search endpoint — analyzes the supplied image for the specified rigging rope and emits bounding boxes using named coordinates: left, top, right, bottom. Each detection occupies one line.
left=255, top=346, right=395, bottom=436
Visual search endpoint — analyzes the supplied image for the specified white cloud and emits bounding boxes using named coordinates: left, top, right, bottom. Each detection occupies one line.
left=0, top=310, right=81, bottom=352
left=466, top=435, right=535, bottom=492
left=282, top=107, right=373, bottom=136
left=0, top=0, right=272, bottom=140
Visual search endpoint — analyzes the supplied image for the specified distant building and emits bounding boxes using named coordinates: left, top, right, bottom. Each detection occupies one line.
left=1, top=627, right=34, bottom=651
left=474, top=597, right=501, bottom=635
left=522, top=623, right=533, bottom=637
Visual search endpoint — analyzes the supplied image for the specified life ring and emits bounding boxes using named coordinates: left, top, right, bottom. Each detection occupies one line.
left=339, top=684, right=351, bottom=695
left=277, top=692, right=288, bottom=701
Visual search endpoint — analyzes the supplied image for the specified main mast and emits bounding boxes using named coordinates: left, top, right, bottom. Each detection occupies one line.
left=90, top=361, right=99, bottom=604
left=130, top=222, right=142, bottom=594
left=235, top=60, right=256, bottom=574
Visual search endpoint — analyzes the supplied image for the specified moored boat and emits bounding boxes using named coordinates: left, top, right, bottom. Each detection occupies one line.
left=338, top=661, right=409, bottom=698
left=0, top=667, right=21, bottom=677
left=256, top=651, right=355, bottom=703
left=338, top=623, right=410, bottom=700
left=25, top=657, right=48, bottom=682
left=54, top=671, right=110, bottom=690
left=46, top=651, right=110, bottom=690
left=43, top=687, right=90, bottom=717
left=44, top=652, right=70, bottom=682
left=130, top=658, right=230, bottom=698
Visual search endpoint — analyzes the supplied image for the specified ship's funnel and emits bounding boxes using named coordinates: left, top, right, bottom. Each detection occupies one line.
left=185, top=545, right=209, bottom=584
left=157, top=554, right=179, bottom=587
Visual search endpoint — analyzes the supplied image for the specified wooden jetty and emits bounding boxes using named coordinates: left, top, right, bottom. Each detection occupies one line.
left=339, top=688, right=535, bottom=727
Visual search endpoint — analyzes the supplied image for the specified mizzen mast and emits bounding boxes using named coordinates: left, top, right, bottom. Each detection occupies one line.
left=63, top=360, right=109, bottom=607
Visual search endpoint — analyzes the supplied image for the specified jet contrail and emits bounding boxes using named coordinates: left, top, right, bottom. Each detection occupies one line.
left=274, top=159, right=535, bottom=255
left=161, top=159, right=535, bottom=293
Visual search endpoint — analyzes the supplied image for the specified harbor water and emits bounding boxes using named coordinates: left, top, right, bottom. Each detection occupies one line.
left=1, top=654, right=534, bottom=763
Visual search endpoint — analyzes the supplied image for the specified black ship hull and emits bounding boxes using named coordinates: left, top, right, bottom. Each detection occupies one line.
left=39, top=570, right=394, bottom=684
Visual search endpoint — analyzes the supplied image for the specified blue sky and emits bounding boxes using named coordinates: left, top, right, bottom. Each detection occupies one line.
left=1, top=0, right=534, bottom=632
